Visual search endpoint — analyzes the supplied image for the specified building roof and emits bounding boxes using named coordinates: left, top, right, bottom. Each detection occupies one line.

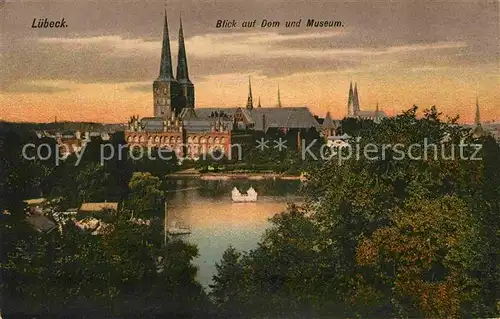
left=355, top=110, right=388, bottom=119
left=189, top=108, right=238, bottom=119
left=183, top=120, right=212, bottom=132
left=250, top=107, right=320, bottom=131
left=26, top=215, right=57, bottom=233
left=181, top=107, right=236, bottom=133
left=79, top=202, right=118, bottom=212
left=322, top=112, right=337, bottom=129
left=158, top=106, right=321, bottom=132
left=140, top=117, right=166, bottom=132
left=24, top=198, right=46, bottom=206
left=183, top=119, right=232, bottom=133
left=182, top=106, right=320, bottom=131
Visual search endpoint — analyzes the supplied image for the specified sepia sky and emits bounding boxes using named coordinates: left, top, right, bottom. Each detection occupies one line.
left=0, top=0, right=498, bottom=123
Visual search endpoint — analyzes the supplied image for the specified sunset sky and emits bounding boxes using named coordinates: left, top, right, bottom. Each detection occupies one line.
left=0, top=0, right=498, bottom=124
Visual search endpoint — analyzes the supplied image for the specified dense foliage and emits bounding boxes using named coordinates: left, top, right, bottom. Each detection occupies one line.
left=2, top=108, right=499, bottom=317
left=0, top=126, right=211, bottom=317
left=0, top=213, right=210, bottom=317
left=210, top=106, right=500, bottom=318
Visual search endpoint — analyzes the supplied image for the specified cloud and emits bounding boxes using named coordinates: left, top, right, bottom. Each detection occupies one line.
left=38, top=36, right=160, bottom=57
left=1, top=81, right=72, bottom=93
left=0, top=31, right=473, bottom=91
left=0, top=0, right=496, bottom=90
left=410, top=66, right=452, bottom=73
left=125, top=83, right=151, bottom=92
left=38, top=33, right=467, bottom=60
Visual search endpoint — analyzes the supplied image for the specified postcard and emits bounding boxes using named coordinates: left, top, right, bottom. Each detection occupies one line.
left=0, top=0, right=499, bottom=317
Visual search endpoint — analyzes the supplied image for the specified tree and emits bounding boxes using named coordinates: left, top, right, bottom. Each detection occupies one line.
left=0, top=129, right=55, bottom=216
left=356, top=194, right=481, bottom=318
left=210, top=106, right=500, bottom=317
left=1, top=213, right=210, bottom=317
left=75, top=162, right=110, bottom=203
left=126, top=172, right=164, bottom=218
left=210, top=205, right=331, bottom=317
left=210, top=246, right=246, bottom=315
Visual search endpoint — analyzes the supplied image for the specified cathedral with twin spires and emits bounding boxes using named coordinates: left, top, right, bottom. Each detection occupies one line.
left=153, top=12, right=194, bottom=118
left=125, top=10, right=359, bottom=159
left=346, top=81, right=387, bottom=123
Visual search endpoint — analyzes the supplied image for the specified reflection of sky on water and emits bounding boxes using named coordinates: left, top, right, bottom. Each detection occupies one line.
left=164, top=179, right=302, bottom=288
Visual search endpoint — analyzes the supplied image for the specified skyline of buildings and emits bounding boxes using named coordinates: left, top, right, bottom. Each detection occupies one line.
left=125, top=10, right=327, bottom=159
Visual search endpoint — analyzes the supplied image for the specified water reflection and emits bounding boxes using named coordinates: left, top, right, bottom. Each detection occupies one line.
left=162, top=178, right=302, bottom=288
left=163, top=178, right=302, bottom=199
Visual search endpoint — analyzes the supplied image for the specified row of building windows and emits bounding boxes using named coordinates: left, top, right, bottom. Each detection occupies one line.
left=187, top=136, right=226, bottom=144
left=128, top=143, right=225, bottom=156
left=127, top=135, right=182, bottom=143
left=127, top=135, right=227, bottom=144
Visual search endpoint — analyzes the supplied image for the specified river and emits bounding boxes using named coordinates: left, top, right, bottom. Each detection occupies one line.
left=162, top=178, right=303, bottom=288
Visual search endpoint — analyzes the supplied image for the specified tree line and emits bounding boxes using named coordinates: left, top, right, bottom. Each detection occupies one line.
left=210, top=107, right=500, bottom=318
left=1, top=106, right=498, bottom=317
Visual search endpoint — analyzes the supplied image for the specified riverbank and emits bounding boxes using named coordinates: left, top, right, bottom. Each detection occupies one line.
left=167, top=169, right=305, bottom=181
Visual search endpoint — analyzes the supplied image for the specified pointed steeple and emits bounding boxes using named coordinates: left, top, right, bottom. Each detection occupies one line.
left=176, top=15, right=191, bottom=84
left=258, top=96, right=261, bottom=108
left=347, top=81, right=354, bottom=117
left=353, top=83, right=360, bottom=114
left=374, top=101, right=381, bottom=124
left=472, top=96, right=485, bottom=138
left=246, top=76, right=253, bottom=109
left=348, top=81, right=353, bottom=103
left=475, top=96, right=481, bottom=125
left=158, top=10, right=174, bottom=80
left=322, top=111, right=336, bottom=137
left=277, top=84, right=282, bottom=108
left=322, top=112, right=335, bottom=129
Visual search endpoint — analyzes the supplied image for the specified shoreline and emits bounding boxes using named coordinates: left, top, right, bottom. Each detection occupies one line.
left=166, top=171, right=305, bottom=181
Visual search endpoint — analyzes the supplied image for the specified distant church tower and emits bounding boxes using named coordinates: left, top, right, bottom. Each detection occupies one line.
left=472, top=96, right=485, bottom=138
left=176, top=16, right=195, bottom=110
left=475, top=96, right=482, bottom=125
left=246, top=76, right=253, bottom=110
left=277, top=85, right=282, bottom=108
left=374, top=101, right=381, bottom=124
left=347, top=81, right=360, bottom=117
left=353, top=83, right=360, bottom=115
left=347, top=81, right=354, bottom=116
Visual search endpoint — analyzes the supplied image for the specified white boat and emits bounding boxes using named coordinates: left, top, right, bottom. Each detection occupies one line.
left=231, top=187, right=258, bottom=202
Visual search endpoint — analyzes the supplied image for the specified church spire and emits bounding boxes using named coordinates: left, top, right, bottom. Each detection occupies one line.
left=472, top=96, right=485, bottom=138
left=277, top=84, right=282, bottom=108
left=353, top=83, right=360, bottom=114
left=347, top=81, right=354, bottom=117
left=374, top=101, right=381, bottom=124
left=158, top=10, right=174, bottom=80
left=475, top=96, right=481, bottom=125
left=348, top=81, right=353, bottom=101
left=246, top=76, right=253, bottom=109
left=176, top=15, right=191, bottom=84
